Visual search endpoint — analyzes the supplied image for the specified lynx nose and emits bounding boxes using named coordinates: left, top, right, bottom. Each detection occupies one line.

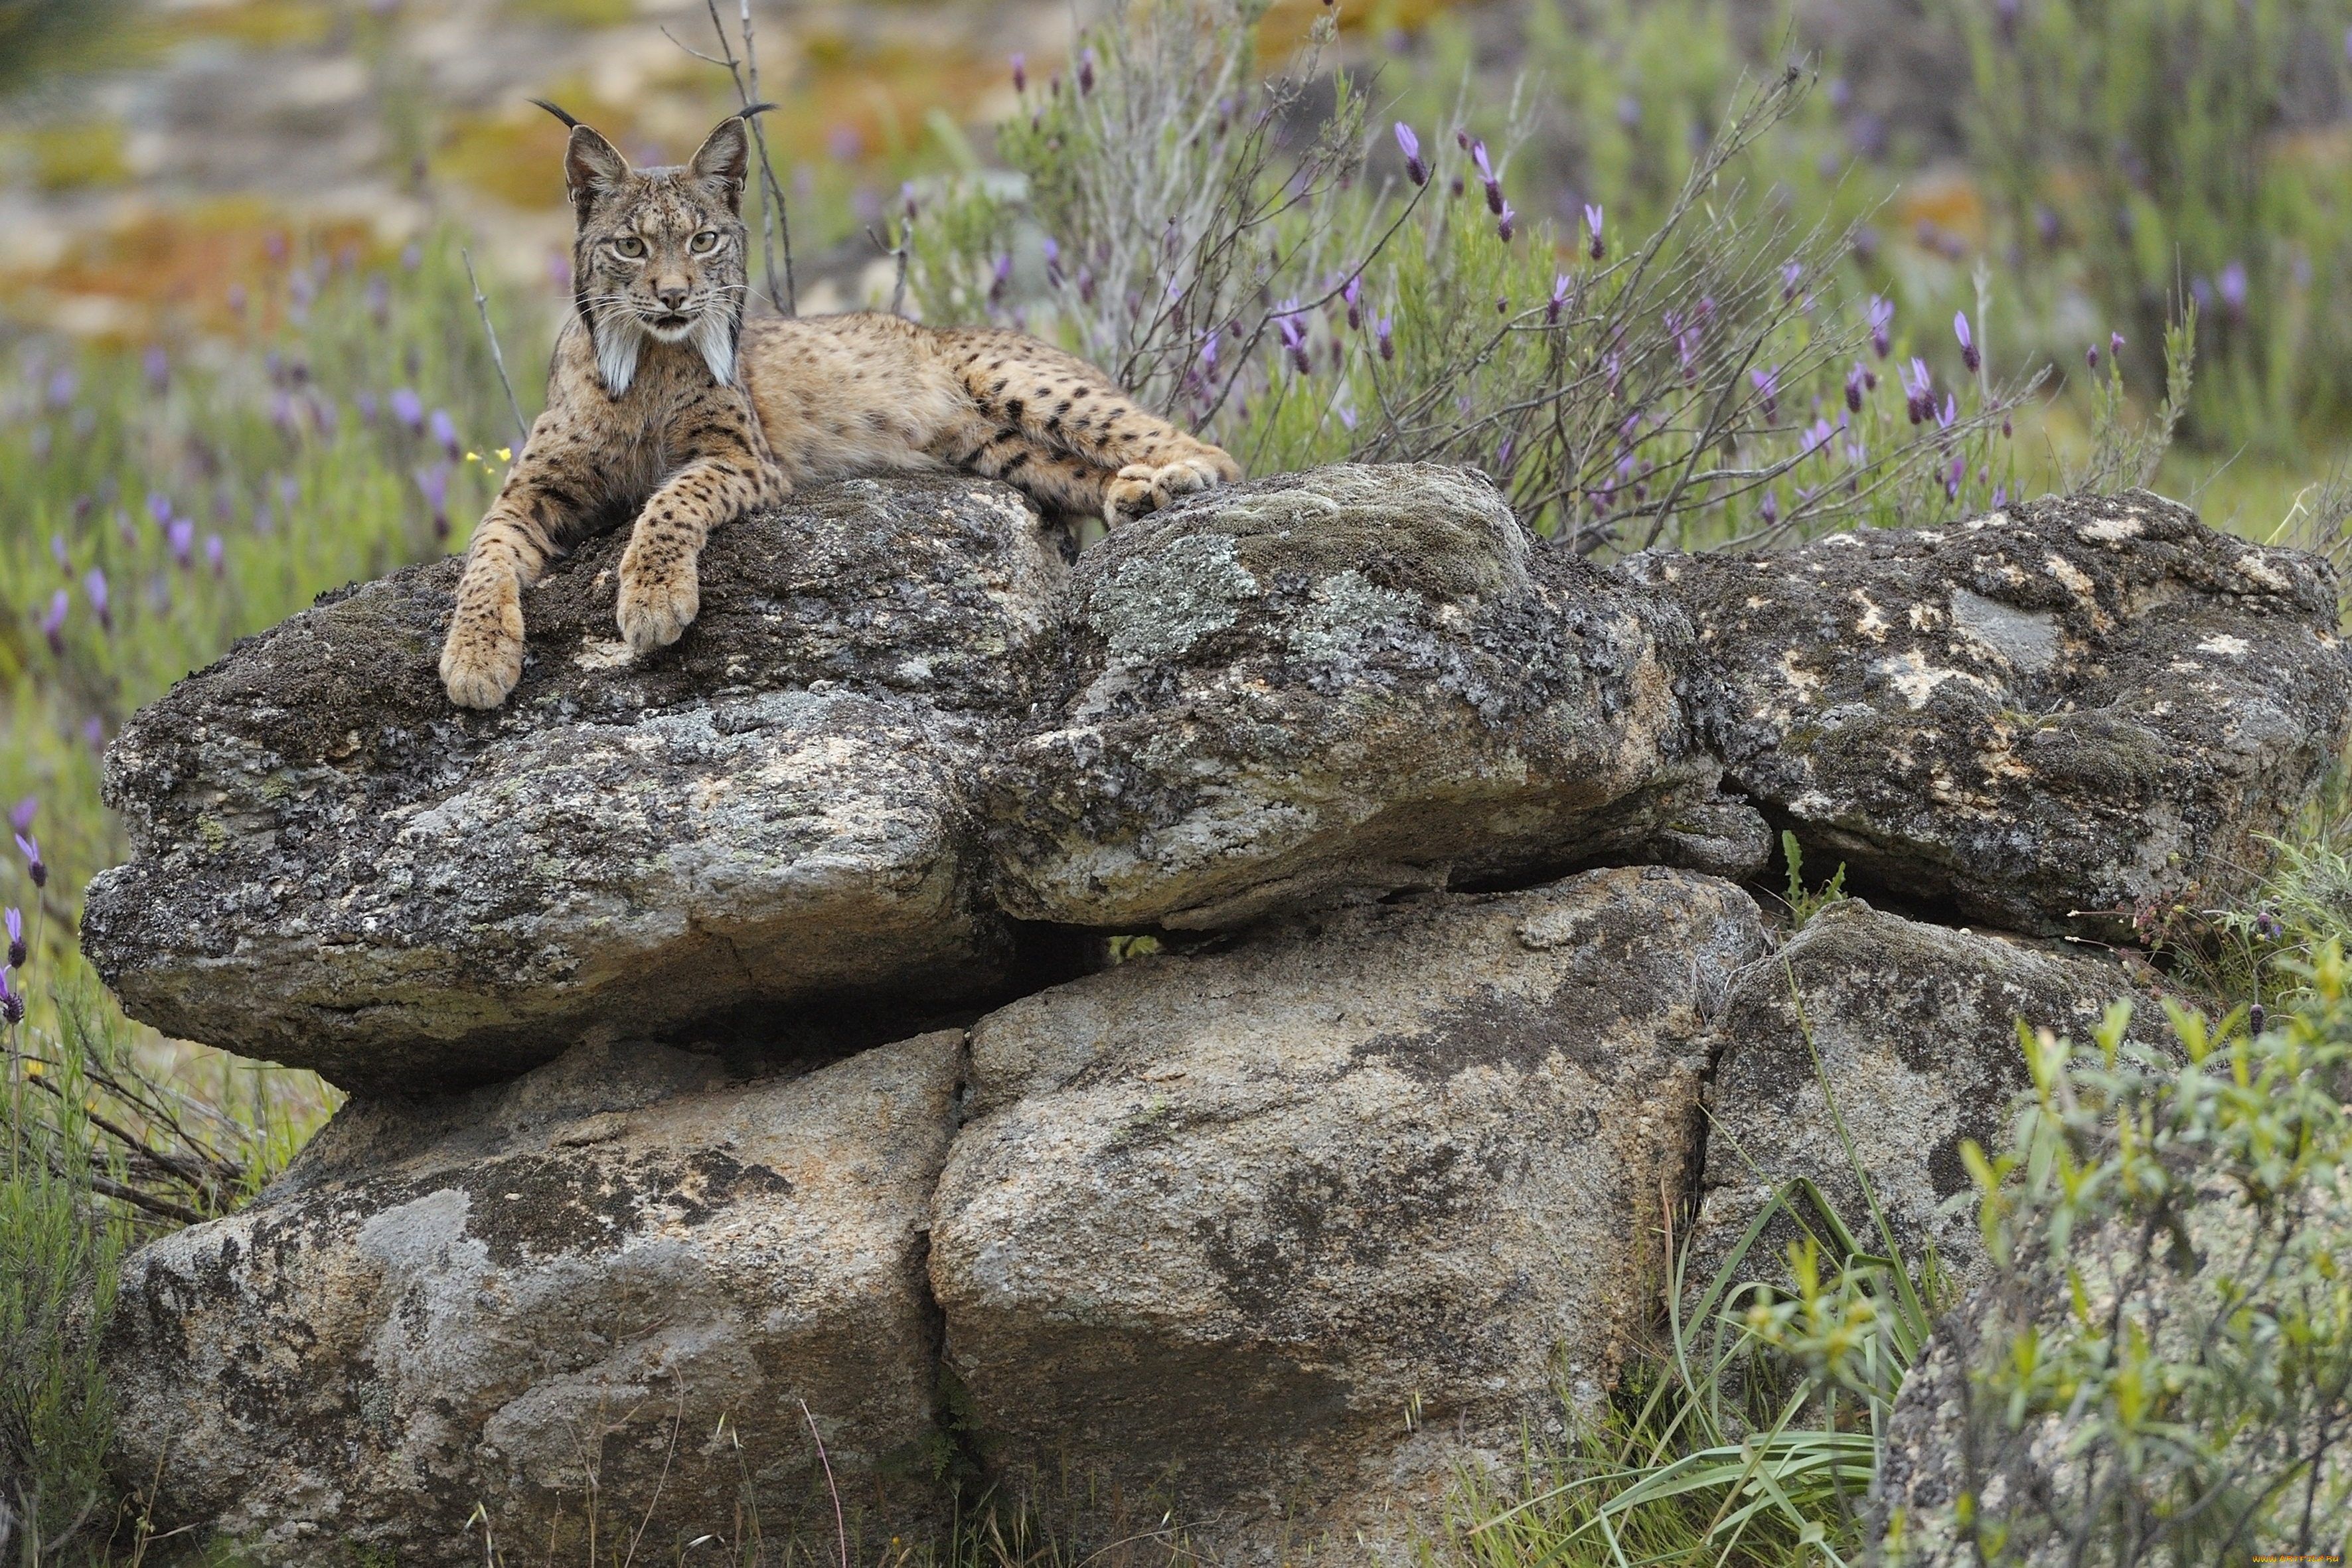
left=657, top=283, right=690, bottom=312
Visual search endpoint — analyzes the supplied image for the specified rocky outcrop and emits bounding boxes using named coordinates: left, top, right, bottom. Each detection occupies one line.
left=1634, top=490, right=2351, bottom=935
left=82, top=477, right=1080, bottom=1093
left=980, top=465, right=1763, bottom=930
left=78, top=469, right=2352, bottom=1565
left=1687, top=900, right=2163, bottom=1296
left=102, top=1031, right=961, bottom=1563
left=929, top=865, right=1769, bottom=1549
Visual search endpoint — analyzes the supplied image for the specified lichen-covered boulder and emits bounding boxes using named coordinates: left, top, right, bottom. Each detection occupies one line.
left=82, top=477, right=1076, bottom=1093
left=1630, top=489, right=2351, bottom=935
left=927, top=865, right=1770, bottom=1553
left=1688, top=899, right=2160, bottom=1295
left=103, top=1031, right=961, bottom=1567
left=980, top=465, right=1758, bottom=931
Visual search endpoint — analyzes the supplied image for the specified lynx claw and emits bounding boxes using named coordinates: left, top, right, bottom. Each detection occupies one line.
left=617, top=554, right=700, bottom=655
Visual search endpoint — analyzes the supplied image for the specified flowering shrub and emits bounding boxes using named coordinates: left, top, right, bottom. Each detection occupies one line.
left=915, top=0, right=2039, bottom=554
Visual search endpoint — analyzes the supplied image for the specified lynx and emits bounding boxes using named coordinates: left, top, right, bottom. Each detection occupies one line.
left=439, top=104, right=1242, bottom=709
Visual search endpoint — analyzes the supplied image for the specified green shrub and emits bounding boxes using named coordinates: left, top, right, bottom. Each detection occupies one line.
left=1907, top=969, right=2352, bottom=1564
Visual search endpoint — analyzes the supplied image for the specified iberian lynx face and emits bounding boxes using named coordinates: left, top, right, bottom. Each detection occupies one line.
left=539, top=100, right=766, bottom=397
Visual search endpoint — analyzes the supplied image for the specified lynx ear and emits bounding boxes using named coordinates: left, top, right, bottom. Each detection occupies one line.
left=688, top=104, right=773, bottom=207
left=536, top=100, right=628, bottom=216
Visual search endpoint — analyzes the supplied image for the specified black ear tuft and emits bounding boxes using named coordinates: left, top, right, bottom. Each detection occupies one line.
left=530, top=98, right=582, bottom=129
left=735, top=101, right=779, bottom=121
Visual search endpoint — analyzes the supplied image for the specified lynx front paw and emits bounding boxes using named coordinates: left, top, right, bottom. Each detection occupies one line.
left=616, top=546, right=700, bottom=655
left=441, top=588, right=526, bottom=710
left=1103, top=455, right=1237, bottom=526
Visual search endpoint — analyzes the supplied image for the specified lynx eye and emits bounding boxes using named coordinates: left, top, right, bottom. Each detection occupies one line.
left=613, top=236, right=647, bottom=258
left=689, top=230, right=720, bottom=254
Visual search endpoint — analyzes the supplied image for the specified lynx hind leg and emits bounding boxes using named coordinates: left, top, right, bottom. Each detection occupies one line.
left=946, top=332, right=1240, bottom=526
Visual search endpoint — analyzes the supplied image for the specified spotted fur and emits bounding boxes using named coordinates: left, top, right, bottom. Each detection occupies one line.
left=439, top=106, right=1241, bottom=710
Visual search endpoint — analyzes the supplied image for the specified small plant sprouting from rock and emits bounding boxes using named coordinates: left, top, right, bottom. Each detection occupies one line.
left=1780, top=830, right=1848, bottom=927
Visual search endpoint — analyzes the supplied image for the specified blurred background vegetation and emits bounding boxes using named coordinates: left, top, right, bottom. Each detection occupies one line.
left=2, top=0, right=2351, bottom=1559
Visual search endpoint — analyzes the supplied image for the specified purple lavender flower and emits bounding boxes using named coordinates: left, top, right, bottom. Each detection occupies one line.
left=1750, top=366, right=1780, bottom=423
left=39, top=591, right=66, bottom=656
left=2190, top=275, right=2213, bottom=314
left=1803, top=418, right=1834, bottom=460
left=1077, top=46, right=1095, bottom=94
left=1010, top=52, right=1026, bottom=92
left=2111, top=331, right=2126, bottom=357
left=1954, top=310, right=1980, bottom=373
left=416, top=463, right=451, bottom=540
left=356, top=390, right=379, bottom=423
left=81, top=717, right=100, bottom=753
left=82, top=568, right=109, bottom=632
left=206, top=534, right=225, bottom=576
left=1, top=973, right=21, bottom=1028
left=2035, top=206, right=2059, bottom=246
left=1902, top=357, right=1932, bottom=423
left=1199, top=331, right=1219, bottom=372
left=1496, top=200, right=1516, bottom=242
left=48, top=534, right=66, bottom=572
left=1344, top=275, right=1362, bottom=331
left=168, top=518, right=195, bottom=567
left=1782, top=260, right=1802, bottom=303
left=1845, top=362, right=1866, bottom=413
left=2218, top=260, right=2247, bottom=316
left=1936, top=394, right=1956, bottom=430
left=1547, top=273, right=1570, bottom=326
left=2086, top=342, right=2100, bottom=370
left=46, top=369, right=75, bottom=409
left=1395, top=123, right=1427, bottom=187
left=9, top=801, right=33, bottom=841
left=147, top=491, right=172, bottom=529
left=1584, top=204, right=1604, bottom=262
left=1759, top=489, right=1779, bottom=528
left=988, top=254, right=1012, bottom=306
left=16, top=834, right=44, bottom=890
left=1470, top=141, right=1502, bottom=214
left=1867, top=295, right=1893, bottom=358
left=1946, top=455, right=1963, bottom=500
left=1376, top=314, right=1395, bottom=362
left=7, top=907, right=24, bottom=970
left=1992, top=483, right=2007, bottom=509
left=390, top=387, right=424, bottom=431
left=143, top=345, right=170, bottom=396
left=429, top=408, right=459, bottom=460
left=1275, top=303, right=1310, bottom=374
